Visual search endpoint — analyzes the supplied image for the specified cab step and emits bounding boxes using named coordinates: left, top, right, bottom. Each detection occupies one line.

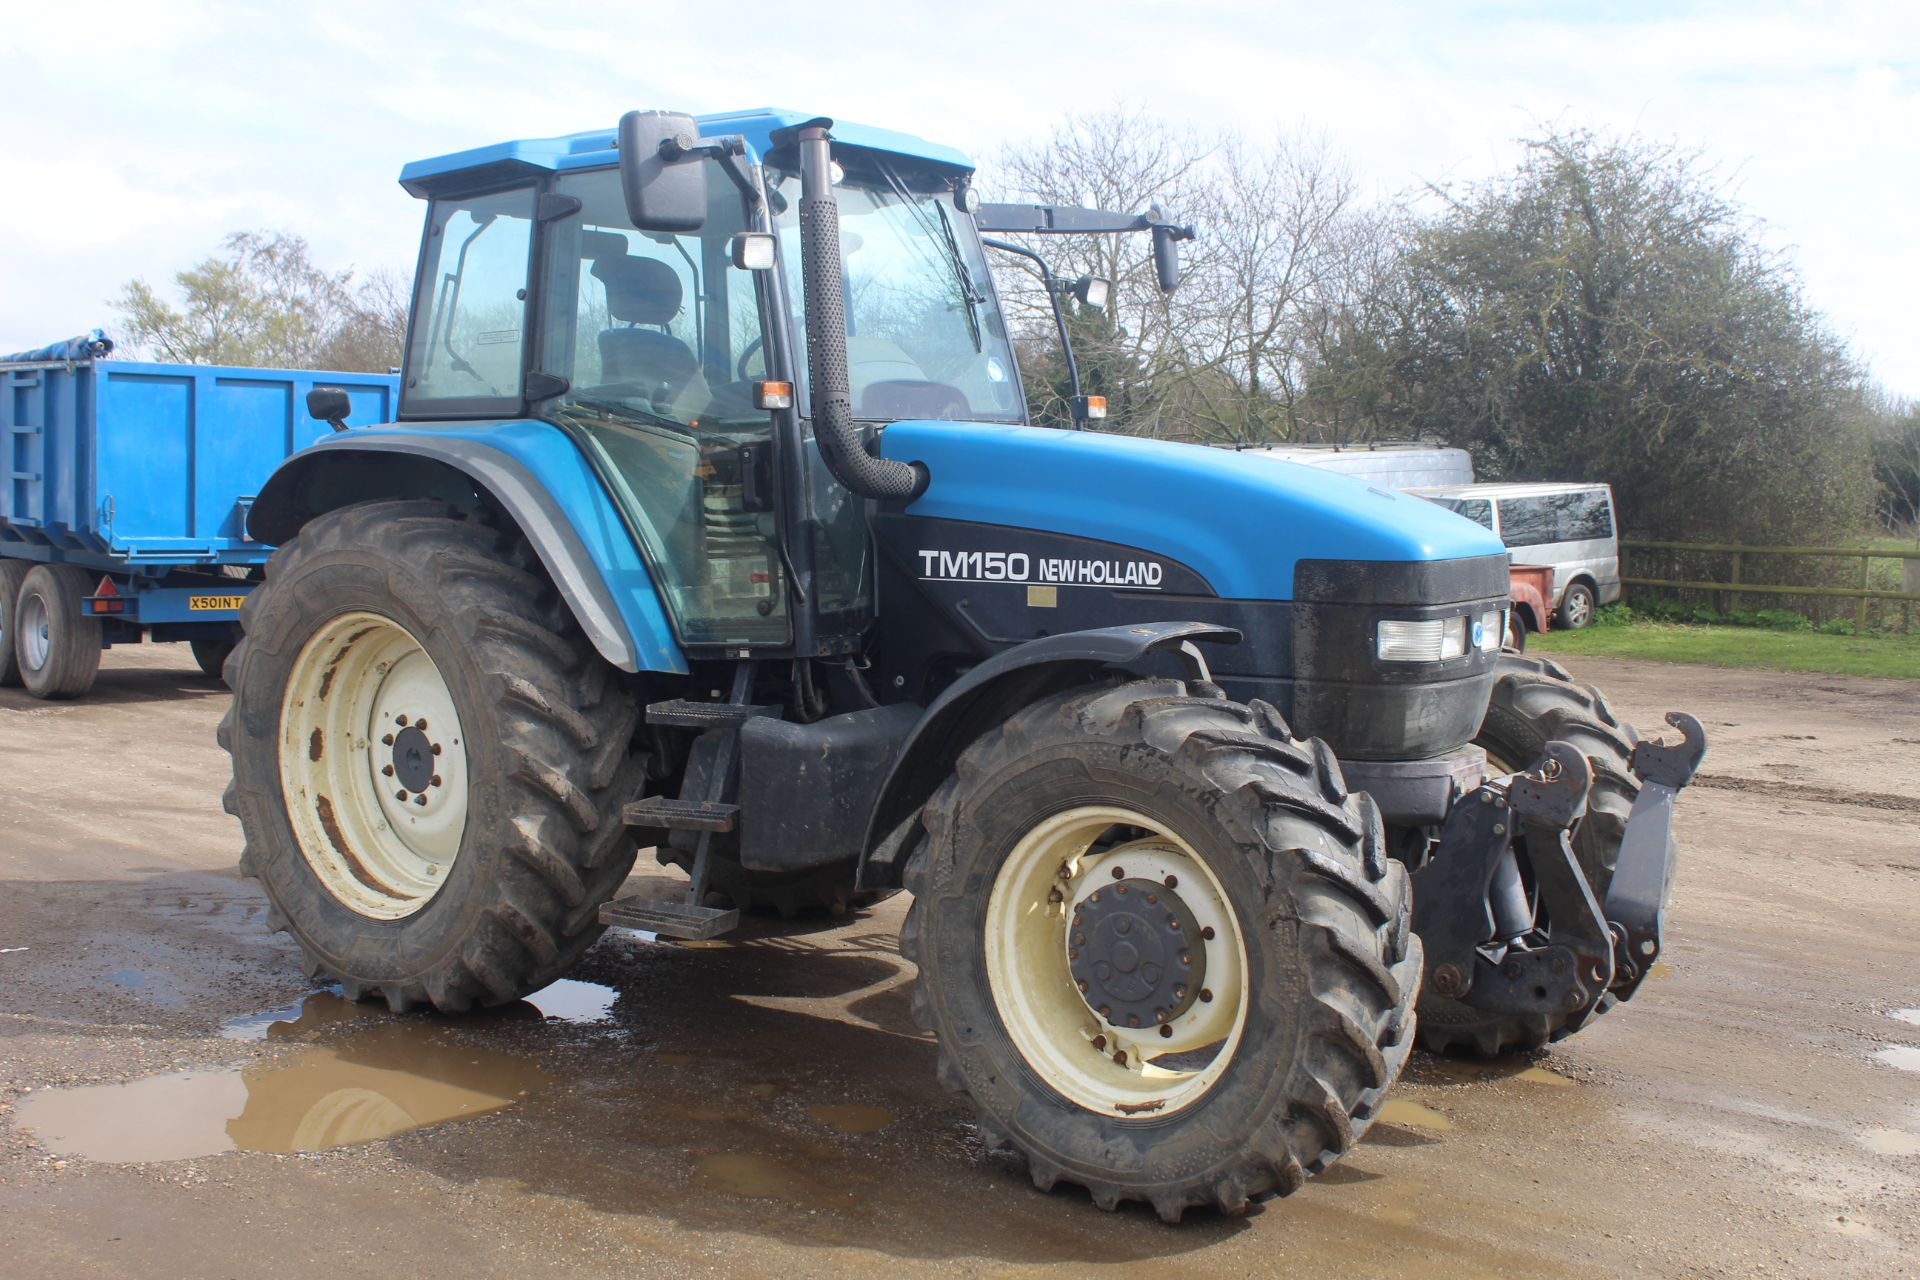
left=599, top=895, right=739, bottom=941
left=622, top=797, right=739, bottom=832
left=644, top=699, right=770, bottom=729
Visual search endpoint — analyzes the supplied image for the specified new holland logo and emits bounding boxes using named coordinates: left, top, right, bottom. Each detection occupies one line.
left=916, top=549, right=1165, bottom=590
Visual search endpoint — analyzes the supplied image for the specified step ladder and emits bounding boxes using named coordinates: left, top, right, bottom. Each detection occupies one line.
left=600, top=661, right=766, bottom=941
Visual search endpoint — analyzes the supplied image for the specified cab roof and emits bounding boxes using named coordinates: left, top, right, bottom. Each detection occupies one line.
left=399, top=107, right=972, bottom=198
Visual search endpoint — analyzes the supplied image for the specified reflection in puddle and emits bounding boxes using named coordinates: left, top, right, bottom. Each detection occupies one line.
left=1890, top=1009, right=1920, bottom=1027
left=1514, top=1066, right=1575, bottom=1088
left=1874, top=1044, right=1920, bottom=1073
left=808, top=1103, right=893, bottom=1135
left=20, top=996, right=548, bottom=1163
left=696, top=1153, right=813, bottom=1201
left=1376, top=1100, right=1455, bottom=1132
left=1863, top=1128, right=1920, bottom=1156
left=523, top=978, right=617, bottom=1024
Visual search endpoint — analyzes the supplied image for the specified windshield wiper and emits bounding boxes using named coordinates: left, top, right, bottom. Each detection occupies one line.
left=876, top=157, right=983, bottom=354
left=553, top=395, right=694, bottom=436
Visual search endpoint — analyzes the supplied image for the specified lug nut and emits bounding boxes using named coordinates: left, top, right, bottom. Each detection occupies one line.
left=1127, top=1014, right=1140, bottom=1028
left=1092, top=1035, right=1106, bottom=1051
left=1057, top=864, right=1073, bottom=880
left=1199, top=988, right=1213, bottom=1003
left=1073, top=933, right=1086, bottom=947
left=1112, top=1050, right=1127, bottom=1066
left=414, top=794, right=428, bottom=807
left=1146, top=893, right=1158, bottom=905
left=397, top=715, right=409, bottom=726
left=430, top=775, right=442, bottom=788
left=1200, top=926, right=1215, bottom=941
left=1174, top=986, right=1187, bottom=1000
left=416, top=719, right=428, bottom=731
left=1164, top=875, right=1178, bottom=889
left=431, top=743, right=443, bottom=757
left=382, top=764, right=395, bottom=777
left=1116, top=883, right=1129, bottom=895
left=1159, top=1024, right=1174, bottom=1039
left=1111, top=866, right=1126, bottom=880
left=395, top=790, right=409, bottom=802
left=1168, top=918, right=1181, bottom=931
left=1047, top=888, right=1064, bottom=905
left=381, top=733, right=395, bottom=747
left=1098, top=1005, right=1111, bottom=1019
left=1077, top=979, right=1089, bottom=994
left=1178, top=951, right=1191, bottom=965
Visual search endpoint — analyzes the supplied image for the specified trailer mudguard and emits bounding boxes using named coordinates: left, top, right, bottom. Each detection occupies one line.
left=248, top=421, right=685, bottom=675
left=855, top=620, right=1239, bottom=889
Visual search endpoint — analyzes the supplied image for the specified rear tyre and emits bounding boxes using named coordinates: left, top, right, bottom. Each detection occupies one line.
left=1416, top=653, right=1639, bottom=1055
left=220, top=499, right=646, bottom=1012
left=1557, top=581, right=1597, bottom=630
left=902, top=679, right=1419, bottom=1221
left=0, top=561, right=30, bottom=687
left=16, top=565, right=102, bottom=699
left=191, top=636, right=236, bottom=681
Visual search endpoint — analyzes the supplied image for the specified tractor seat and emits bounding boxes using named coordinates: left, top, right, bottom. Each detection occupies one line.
left=591, top=256, right=706, bottom=417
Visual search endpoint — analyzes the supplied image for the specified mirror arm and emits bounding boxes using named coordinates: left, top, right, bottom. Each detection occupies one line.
left=983, top=237, right=1085, bottom=427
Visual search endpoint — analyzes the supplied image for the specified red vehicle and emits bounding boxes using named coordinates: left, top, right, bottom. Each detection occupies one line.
left=1506, top=564, right=1555, bottom=649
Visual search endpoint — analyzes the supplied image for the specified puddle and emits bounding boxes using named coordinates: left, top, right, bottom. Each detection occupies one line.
left=696, top=1153, right=815, bottom=1200
left=1874, top=1044, right=1920, bottom=1073
left=1889, top=1009, right=1920, bottom=1027
left=807, top=1103, right=893, bottom=1136
left=1375, top=1100, right=1454, bottom=1132
left=522, top=978, right=617, bottom=1024
left=1514, top=1066, right=1575, bottom=1088
left=743, top=1082, right=780, bottom=1101
left=106, top=968, right=147, bottom=989
left=1863, top=1129, right=1920, bottom=1156
left=21, top=999, right=548, bottom=1163
left=656, top=1052, right=699, bottom=1066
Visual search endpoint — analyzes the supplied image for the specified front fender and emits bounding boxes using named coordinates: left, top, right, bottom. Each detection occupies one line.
left=856, top=620, right=1240, bottom=889
left=248, top=421, right=685, bottom=675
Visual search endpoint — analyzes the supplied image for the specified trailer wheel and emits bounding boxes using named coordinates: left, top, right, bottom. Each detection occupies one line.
left=191, top=637, right=236, bottom=681
left=1416, top=652, right=1640, bottom=1055
left=15, top=565, right=102, bottom=700
left=902, top=679, right=1419, bottom=1221
left=0, top=561, right=30, bottom=687
left=219, top=499, right=646, bottom=1012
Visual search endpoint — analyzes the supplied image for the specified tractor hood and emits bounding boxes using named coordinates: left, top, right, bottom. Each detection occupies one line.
left=879, top=421, right=1506, bottom=601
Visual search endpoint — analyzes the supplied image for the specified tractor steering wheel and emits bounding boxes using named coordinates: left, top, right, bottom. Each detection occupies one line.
left=737, top=337, right=765, bottom=382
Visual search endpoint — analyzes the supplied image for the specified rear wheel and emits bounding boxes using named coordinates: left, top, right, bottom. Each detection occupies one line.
left=1416, top=653, right=1639, bottom=1055
left=1557, top=581, right=1597, bottom=630
left=0, top=561, right=29, bottom=687
left=220, top=500, right=646, bottom=1011
left=903, top=679, right=1419, bottom=1221
left=16, top=565, right=102, bottom=699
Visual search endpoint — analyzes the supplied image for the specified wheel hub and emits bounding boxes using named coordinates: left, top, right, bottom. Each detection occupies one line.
left=389, top=723, right=436, bottom=793
left=1069, top=878, right=1206, bottom=1030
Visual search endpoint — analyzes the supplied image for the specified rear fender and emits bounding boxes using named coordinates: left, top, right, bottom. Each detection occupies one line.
left=247, top=424, right=685, bottom=675
left=855, top=621, right=1239, bottom=889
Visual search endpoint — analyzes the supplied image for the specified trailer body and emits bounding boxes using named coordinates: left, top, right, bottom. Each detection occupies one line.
left=1, top=349, right=397, bottom=692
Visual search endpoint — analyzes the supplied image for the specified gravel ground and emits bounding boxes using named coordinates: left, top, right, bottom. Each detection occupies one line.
left=1, top=645, right=1916, bottom=1278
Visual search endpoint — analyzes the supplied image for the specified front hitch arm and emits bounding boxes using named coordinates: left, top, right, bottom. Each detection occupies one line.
left=1603, top=712, right=1707, bottom=998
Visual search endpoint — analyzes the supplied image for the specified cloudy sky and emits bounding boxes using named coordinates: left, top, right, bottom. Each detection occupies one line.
left=3, top=0, right=1914, bottom=395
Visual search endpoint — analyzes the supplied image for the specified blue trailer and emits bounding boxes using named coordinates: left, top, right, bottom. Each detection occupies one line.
left=0, top=333, right=398, bottom=697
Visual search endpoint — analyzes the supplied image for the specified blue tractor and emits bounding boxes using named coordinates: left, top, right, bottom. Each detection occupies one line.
left=223, top=109, right=1704, bottom=1219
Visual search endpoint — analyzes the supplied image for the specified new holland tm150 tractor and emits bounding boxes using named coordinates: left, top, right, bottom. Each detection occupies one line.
left=222, top=108, right=1705, bottom=1220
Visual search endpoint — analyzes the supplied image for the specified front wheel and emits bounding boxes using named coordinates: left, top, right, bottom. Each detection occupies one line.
left=902, top=680, right=1419, bottom=1221
left=220, top=500, right=646, bottom=1011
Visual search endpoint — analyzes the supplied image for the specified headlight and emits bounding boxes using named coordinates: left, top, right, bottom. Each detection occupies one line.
left=1476, top=609, right=1504, bottom=652
left=1377, top=616, right=1470, bottom=662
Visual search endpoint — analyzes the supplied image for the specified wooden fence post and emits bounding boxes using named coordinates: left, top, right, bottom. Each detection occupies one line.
left=1857, top=556, right=1871, bottom=631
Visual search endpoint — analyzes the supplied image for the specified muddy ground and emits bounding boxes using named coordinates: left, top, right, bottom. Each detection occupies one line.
left=1, top=647, right=1916, bottom=1278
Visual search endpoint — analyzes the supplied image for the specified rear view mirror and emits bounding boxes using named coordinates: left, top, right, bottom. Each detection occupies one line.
left=618, top=110, right=707, bottom=233
left=730, top=232, right=776, bottom=271
left=306, top=387, right=351, bottom=432
left=1151, top=223, right=1183, bottom=293
left=1070, top=275, right=1110, bottom=309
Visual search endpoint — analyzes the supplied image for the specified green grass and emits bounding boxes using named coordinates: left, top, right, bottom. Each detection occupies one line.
left=1532, top=618, right=1920, bottom=679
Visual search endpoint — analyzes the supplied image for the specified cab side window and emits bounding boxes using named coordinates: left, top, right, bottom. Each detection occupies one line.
left=404, top=189, right=536, bottom=411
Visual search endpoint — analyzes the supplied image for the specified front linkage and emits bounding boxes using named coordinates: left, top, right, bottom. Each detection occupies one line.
left=1413, top=712, right=1707, bottom=1031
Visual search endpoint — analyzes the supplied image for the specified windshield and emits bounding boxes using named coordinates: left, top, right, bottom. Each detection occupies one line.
left=772, top=162, right=1024, bottom=424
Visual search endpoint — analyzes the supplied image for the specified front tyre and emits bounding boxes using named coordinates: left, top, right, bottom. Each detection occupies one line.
left=219, top=500, right=645, bottom=1012
left=902, top=680, right=1420, bottom=1221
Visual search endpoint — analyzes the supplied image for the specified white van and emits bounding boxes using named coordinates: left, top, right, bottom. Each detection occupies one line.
left=1408, top=482, right=1621, bottom=629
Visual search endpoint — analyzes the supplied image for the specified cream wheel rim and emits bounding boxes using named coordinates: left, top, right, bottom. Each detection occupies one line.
left=984, top=805, right=1251, bottom=1118
left=278, top=611, right=469, bottom=920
